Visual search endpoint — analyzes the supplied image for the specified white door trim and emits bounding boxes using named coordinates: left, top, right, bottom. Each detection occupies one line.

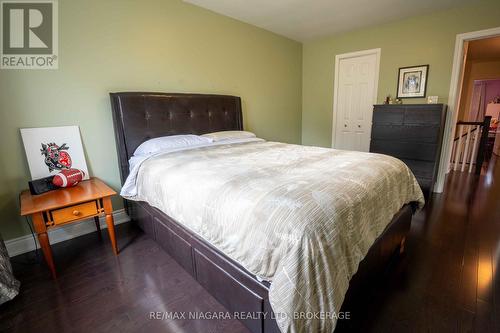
left=331, top=48, right=381, bottom=148
left=435, top=26, right=500, bottom=193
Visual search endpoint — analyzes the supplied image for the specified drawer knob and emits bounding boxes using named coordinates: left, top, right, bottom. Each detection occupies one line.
left=73, top=210, right=80, bottom=216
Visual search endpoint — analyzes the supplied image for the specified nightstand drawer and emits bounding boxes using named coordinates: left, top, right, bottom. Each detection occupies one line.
left=51, top=201, right=98, bottom=225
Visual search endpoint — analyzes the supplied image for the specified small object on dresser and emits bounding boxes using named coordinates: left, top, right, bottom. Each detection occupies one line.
left=427, top=96, right=439, bottom=104
left=28, top=176, right=58, bottom=195
left=52, top=169, right=85, bottom=188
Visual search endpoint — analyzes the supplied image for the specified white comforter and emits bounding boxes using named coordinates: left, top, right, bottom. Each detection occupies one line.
left=122, top=139, right=424, bottom=332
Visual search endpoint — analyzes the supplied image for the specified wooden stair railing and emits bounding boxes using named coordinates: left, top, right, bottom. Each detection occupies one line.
left=451, top=116, right=491, bottom=174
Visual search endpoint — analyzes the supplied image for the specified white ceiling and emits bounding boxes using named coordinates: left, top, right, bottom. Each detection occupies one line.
left=184, top=0, right=472, bottom=41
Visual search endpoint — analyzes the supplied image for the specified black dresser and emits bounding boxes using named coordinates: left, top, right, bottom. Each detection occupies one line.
left=370, top=104, right=447, bottom=195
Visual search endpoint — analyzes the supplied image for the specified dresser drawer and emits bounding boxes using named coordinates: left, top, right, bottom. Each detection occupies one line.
left=372, top=107, right=405, bottom=124
left=371, top=124, right=440, bottom=143
left=404, top=105, right=443, bottom=125
left=370, top=140, right=438, bottom=161
left=51, top=201, right=99, bottom=225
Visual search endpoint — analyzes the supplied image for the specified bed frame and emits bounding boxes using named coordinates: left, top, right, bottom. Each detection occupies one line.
left=110, top=92, right=415, bottom=333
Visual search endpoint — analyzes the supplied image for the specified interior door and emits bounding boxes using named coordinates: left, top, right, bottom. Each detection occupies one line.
left=334, top=51, right=379, bottom=151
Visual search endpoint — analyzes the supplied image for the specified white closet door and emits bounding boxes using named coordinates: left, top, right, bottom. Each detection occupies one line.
left=334, top=50, right=379, bottom=152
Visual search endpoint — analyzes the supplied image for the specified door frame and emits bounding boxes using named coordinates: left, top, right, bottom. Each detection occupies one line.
left=331, top=48, right=381, bottom=148
left=435, top=26, right=500, bottom=192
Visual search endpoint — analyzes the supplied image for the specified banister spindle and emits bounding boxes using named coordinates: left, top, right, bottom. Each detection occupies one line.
left=469, top=125, right=480, bottom=173
left=461, top=125, right=472, bottom=172
left=454, top=125, right=463, bottom=171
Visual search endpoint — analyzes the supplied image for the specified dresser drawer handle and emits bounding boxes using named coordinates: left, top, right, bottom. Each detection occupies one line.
left=73, top=210, right=80, bottom=216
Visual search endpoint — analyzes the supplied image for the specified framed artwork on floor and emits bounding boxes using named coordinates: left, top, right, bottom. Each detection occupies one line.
left=397, top=65, right=429, bottom=98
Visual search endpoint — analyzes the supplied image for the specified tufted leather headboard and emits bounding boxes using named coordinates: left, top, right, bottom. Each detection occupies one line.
left=110, top=92, right=243, bottom=184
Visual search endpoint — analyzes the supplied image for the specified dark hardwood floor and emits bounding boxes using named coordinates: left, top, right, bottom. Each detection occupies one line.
left=1, top=156, right=499, bottom=333
left=336, top=155, right=500, bottom=333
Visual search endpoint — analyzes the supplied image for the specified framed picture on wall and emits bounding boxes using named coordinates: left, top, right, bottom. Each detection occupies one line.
left=20, top=126, right=89, bottom=180
left=396, top=64, right=429, bottom=98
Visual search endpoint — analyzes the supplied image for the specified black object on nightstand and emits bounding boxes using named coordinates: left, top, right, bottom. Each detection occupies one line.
left=28, top=176, right=57, bottom=195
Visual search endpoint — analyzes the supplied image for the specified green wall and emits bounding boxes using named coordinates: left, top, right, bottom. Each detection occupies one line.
left=0, top=0, right=302, bottom=240
left=302, top=0, right=500, bottom=147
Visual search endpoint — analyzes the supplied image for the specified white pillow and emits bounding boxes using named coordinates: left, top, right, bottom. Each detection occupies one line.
left=201, top=130, right=256, bottom=142
left=133, top=134, right=213, bottom=156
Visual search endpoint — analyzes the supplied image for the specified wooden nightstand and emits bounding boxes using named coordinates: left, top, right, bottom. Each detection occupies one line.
left=20, top=178, right=118, bottom=278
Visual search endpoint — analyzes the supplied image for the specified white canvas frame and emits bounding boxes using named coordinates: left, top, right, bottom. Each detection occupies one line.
left=20, top=126, right=89, bottom=180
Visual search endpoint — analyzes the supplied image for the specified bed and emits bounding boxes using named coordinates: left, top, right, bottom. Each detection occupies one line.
left=110, top=92, right=424, bottom=333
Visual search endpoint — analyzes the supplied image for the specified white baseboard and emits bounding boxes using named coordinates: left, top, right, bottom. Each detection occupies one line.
left=5, top=209, right=130, bottom=257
